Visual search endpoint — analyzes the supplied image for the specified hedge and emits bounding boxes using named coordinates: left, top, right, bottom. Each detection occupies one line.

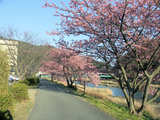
left=23, top=77, right=40, bottom=86
left=0, top=50, right=10, bottom=95
left=10, top=83, right=28, bottom=102
left=0, top=95, right=13, bottom=112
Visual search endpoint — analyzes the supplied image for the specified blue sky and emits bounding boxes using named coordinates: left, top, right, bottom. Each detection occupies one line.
left=0, top=0, right=61, bottom=45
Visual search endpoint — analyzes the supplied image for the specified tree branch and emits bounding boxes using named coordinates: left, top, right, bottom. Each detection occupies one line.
left=147, top=88, right=160, bottom=104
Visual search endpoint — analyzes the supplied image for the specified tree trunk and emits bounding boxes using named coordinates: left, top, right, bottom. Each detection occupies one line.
left=118, top=80, right=130, bottom=107
left=138, top=77, right=152, bottom=114
left=129, top=96, right=136, bottom=114
left=118, top=80, right=138, bottom=114
left=83, top=81, right=86, bottom=95
left=66, top=78, right=70, bottom=87
left=51, top=74, right=54, bottom=82
left=66, top=77, right=74, bottom=88
left=70, top=80, right=74, bottom=88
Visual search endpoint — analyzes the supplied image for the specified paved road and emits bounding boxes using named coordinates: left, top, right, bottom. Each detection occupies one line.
left=28, top=79, right=115, bottom=120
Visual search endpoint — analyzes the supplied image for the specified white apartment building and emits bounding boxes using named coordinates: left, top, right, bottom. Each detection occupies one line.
left=0, top=38, right=19, bottom=74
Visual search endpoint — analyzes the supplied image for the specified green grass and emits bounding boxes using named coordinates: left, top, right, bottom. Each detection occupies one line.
left=82, top=95, right=154, bottom=120
left=51, top=80, right=156, bottom=120
left=71, top=89, right=155, bottom=120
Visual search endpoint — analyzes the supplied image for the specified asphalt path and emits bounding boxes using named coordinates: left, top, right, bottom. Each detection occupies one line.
left=28, top=79, right=115, bottom=120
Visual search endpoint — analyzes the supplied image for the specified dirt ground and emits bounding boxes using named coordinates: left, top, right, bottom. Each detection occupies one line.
left=13, top=89, right=37, bottom=120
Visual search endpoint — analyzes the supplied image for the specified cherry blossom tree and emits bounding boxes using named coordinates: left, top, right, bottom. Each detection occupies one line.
left=40, top=44, right=100, bottom=89
left=44, top=0, right=160, bottom=114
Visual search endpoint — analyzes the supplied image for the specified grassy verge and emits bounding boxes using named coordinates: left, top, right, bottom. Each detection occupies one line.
left=76, top=93, right=154, bottom=120
left=13, top=89, right=37, bottom=120
left=53, top=80, right=158, bottom=120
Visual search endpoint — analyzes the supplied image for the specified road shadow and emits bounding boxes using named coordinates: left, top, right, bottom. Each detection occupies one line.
left=38, top=79, right=83, bottom=97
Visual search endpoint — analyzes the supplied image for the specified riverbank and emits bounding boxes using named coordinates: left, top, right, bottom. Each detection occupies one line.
left=78, top=94, right=152, bottom=120
left=53, top=80, right=160, bottom=120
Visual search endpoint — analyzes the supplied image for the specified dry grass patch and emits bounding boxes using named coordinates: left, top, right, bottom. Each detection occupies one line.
left=13, top=89, right=37, bottom=120
left=77, top=85, right=160, bottom=119
left=145, top=104, right=160, bottom=119
left=104, top=95, right=160, bottom=119
left=53, top=80, right=160, bottom=119
left=86, top=87, right=112, bottom=97
left=77, top=85, right=112, bottom=99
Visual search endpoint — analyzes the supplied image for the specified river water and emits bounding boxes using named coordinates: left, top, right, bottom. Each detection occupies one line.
left=84, top=83, right=142, bottom=99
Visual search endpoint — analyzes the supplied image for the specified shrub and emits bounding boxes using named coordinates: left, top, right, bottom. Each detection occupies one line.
left=0, top=93, right=13, bottom=120
left=0, top=50, right=13, bottom=120
left=25, top=77, right=40, bottom=86
left=10, top=83, right=28, bottom=102
left=0, top=95, right=13, bottom=112
left=0, top=50, right=10, bottom=95
left=0, top=110, right=13, bottom=120
left=19, top=79, right=30, bottom=85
